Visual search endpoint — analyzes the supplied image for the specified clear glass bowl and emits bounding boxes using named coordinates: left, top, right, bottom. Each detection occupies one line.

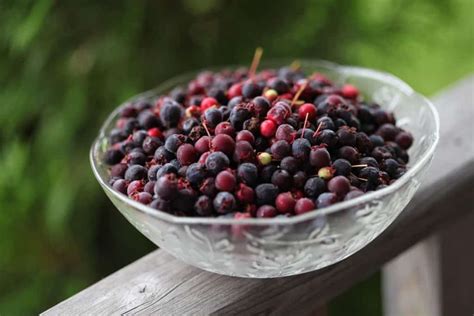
left=90, top=60, right=439, bottom=278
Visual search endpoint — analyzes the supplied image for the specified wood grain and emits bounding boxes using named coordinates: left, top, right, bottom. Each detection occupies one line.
left=42, top=76, right=474, bottom=316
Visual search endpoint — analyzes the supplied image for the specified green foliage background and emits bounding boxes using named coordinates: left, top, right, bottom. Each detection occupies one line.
left=0, top=0, right=472, bottom=314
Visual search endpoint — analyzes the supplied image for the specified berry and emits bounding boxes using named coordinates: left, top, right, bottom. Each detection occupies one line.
left=200, top=97, right=218, bottom=111
left=294, top=198, right=315, bottom=215
left=332, top=159, right=351, bottom=177
left=142, top=136, right=161, bottom=155
left=200, top=177, right=217, bottom=197
left=155, top=174, right=178, bottom=200
left=275, top=124, right=295, bottom=143
left=316, top=192, right=339, bottom=208
left=237, top=163, right=258, bottom=187
left=195, top=136, right=211, bottom=154
left=236, top=183, right=255, bottom=203
left=160, top=100, right=183, bottom=127
left=339, top=146, right=360, bottom=164
left=255, top=183, right=279, bottom=206
left=309, top=147, right=331, bottom=169
left=341, top=84, right=359, bottom=99
left=293, top=171, right=307, bottom=189
left=292, top=138, right=311, bottom=161
left=155, top=163, right=178, bottom=178
left=133, top=192, right=153, bottom=204
left=215, top=170, right=236, bottom=192
left=304, top=177, right=326, bottom=198
left=205, top=151, right=230, bottom=175
left=257, top=152, right=272, bottom=165
left=154, top=146, right=175, bottom=163
left=266, top=102, right=290, bottom=125
left=195, top=195, right=213, bottom=216
left=344, top=189, right=364, bottom=201
left=260, top=120, right=277, bottom=138
left=327, top=176, right=351, bottom=196
left=124, top=165, right=147, bottom=181
left=233, top=141, right=255, bottom=163
left=271, top=140, right=291, bottom=160
left=213, top=192, right=236, bottom=214
left=128, top=150, right=147, bottom=165
left=164, top=134, right=187, bottom=153
left=316, top=129, right=338, bottom=148
left=256, top=205, right=278, bottom=218
left=144, top=181, right=156, bottom=194
left=271, top=169, right=292, bottom=191
left=236, top=130, right=255, bottom=144
left=395, top=131, right=413, bottom=149
left=376, top=123, right=399, bottom=141
left=185, top=163, right=207, bottom=186
left=176, top=143, right=197, bottom=166
left=318, top=166, right=334, bottom=180
left=203, top=108, right=223, bottom=128
left=112, top=179, right=128, bottom=194
left=280, top=156, right=299, bottom=174
left=215, top=122, right=235, bottom=137
left=337, top=126, right=357, bottom=146
left=150, top=197, right=172, bottom=213
left=298, top=103, right=317, bottom=121
left=104, top=149, right=124, bottom=165
left=275, top=192, right=296, bottom=214
left=211, top=134, right=235, bottom=157
left=242, top=82, right=262, bottom=98
left=264, top=89, right=278, bottom=101
left=268, top=78, right=289, bottom=94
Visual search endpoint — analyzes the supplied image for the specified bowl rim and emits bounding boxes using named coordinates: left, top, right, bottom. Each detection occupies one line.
left=90, top=59, right=440, bottom=226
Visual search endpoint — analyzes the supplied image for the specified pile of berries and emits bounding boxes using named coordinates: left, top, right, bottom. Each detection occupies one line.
left=104, top=66, right=413, bottom=218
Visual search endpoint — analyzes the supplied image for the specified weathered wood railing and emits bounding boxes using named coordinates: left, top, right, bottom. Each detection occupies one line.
left=42, top=76, right=474, bottom=316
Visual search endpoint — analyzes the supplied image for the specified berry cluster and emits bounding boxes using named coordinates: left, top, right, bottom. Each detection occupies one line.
left=104, top=65, right=413, bottom=218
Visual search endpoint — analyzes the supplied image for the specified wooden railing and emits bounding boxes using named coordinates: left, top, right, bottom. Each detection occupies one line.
left=42, top=76, right=474, bottom=316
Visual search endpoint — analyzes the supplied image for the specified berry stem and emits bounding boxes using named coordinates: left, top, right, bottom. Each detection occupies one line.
left=248, top=47, right=263, bottom=79
left=301, top=112, right=309, bottom=139
left=291, top=82, right=307, bottom=107
left=351, top=164, right=368, bottom=168
left=202, top=121, right=213, bottom=150
left=312, top=122, right=323, bottom=138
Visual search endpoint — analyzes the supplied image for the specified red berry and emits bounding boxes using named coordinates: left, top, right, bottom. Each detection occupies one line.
left=327, top=176, right=351, bottom=196
left=341, top=84, right=359, bottom=99
left=298, top=103, right=317, bottom=121
left=294, top=198, right=315, bottom=215
left=211, top=134, right=235, bottom=156
left=201, top=97, right=218, bottom=112
left=147, top=127, right=162, bottom=138
left=195, top=136, right=211, bottom=154
left=256, top=205, right=278, bottom=218
left=233, top=140, right=255, bottom=163
left=275, top=192, right=296, bottom=214
left=234, top=212, right=252, bottom=220
left=236, top=183, right=255, bottom=203
left=198, top=151, right=211, bottom=165
left=214, top=121, right=235, bottom=137
left=215, top=170, right=236, bottom=192
left=236, top=130, right=255, bottom=145
left=127, top=180, right=143, bottom=196
left=177, top=143, right=197, bottom=166
left=260, top=120, right=277, bottom=138
left=227, top=83, right=242, bottom=99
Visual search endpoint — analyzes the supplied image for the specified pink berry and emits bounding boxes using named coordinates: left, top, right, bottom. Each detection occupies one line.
left=260, top=120, right=277, bottom=138
left=294, top=198, right=315, bottom=215
left=211, top=134, right=235, bottom=157
left=177, top=143, right=197, bottom=166
left=215, top=121, right=235, bottom=137
left=195, top=136, right=211, bottom=154
left=256, top=205, right=278, bottom=218
left=236, top=130, right=255, bottom=145
left=215, top=170, right=236, bottom=192
left=235, top=183, right=255, bottom=203
left=275, top=192, right=296, bottom=214
left=147, top=127, right=162, bottom=138
left=327, top=176, right=351, bottom=196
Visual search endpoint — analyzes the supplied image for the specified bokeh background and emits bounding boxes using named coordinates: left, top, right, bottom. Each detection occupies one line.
left=0, top=0, right=472, bottom=314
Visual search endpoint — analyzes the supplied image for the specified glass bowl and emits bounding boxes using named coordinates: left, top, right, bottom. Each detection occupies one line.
left=90, top=60, right=439, bottom=278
